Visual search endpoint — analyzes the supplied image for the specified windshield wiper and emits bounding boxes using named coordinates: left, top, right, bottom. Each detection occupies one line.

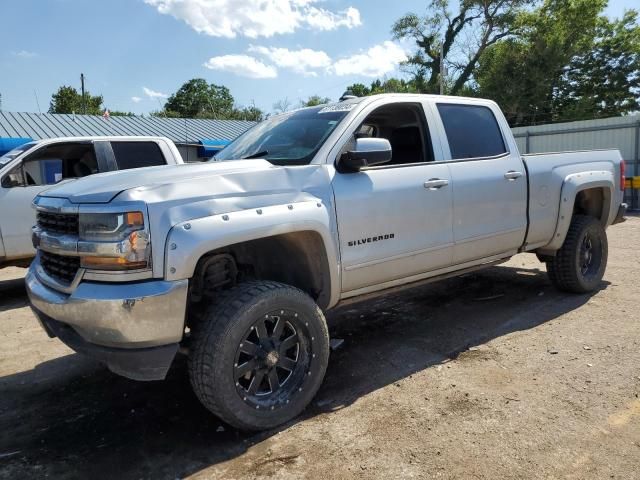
left=242, top=150, right=269, bottom=159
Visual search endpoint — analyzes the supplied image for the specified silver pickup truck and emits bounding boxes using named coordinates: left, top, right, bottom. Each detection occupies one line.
left=26, top=94, right=626, bottom=430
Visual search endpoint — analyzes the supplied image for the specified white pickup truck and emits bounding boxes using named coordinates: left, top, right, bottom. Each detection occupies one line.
left=26, top=94, right=626, bottom=431
left=0, top=136, right=183, bottom=268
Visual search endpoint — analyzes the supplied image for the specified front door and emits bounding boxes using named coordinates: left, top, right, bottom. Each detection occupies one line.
left=331, top=101, right=454, bottom=293
left=0, top=142, right=100, bottom=260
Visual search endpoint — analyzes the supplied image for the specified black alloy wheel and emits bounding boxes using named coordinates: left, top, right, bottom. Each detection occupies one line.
left=189, top=281, right=330, bottom=431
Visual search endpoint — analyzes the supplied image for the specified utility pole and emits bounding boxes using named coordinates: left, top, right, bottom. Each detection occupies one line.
left=80, top=73, right=86, bottom=114
left=439, top=39, right=445, bottom=95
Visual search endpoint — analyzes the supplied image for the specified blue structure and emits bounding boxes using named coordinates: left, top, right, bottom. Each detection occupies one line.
left=198, top=139, right=231, bottom=158
left=0, top=137, right=32, bottom=156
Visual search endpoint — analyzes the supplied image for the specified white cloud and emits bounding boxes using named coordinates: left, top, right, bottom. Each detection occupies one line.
left=144, top=0, right=361, bottom=38
left=304, top=6, right=360, bottom=31
left=203, top=54, right=278, bottom=78
left=131, top=96, right=142, bottom=103
left=330, top=41, right=408, bottom=77
left=11, top=50, right=37, bottom=58
left=143, top=87, right=169, bottom=99
left=248, top=45, right=331, bottom=76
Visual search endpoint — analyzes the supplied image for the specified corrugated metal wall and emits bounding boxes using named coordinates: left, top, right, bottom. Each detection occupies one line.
left=512, top=115, right=640, bottom=209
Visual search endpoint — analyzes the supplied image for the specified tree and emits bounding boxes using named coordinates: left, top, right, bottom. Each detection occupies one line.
left=230, top=105, right=265, bottom=122
left=163, top=78, right=235, bottom=118
left=476, top=0, right=610, bottom=125
left=273, top=97, right=292, bottom=113
left=48, top=86, right=103, bottom=114
left=300, top=95, right=331, bottom=107
left=553, top=10, right=640, bottom=122
left=392, top=0, right=533, bottom=95
left=108, top=110, right=136, bottom=117
left=344, top=77, right=422, bottom=96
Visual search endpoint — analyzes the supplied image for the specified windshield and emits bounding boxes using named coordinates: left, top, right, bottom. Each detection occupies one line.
left=0, top=142, right=38, bottom=168
left=214, top=104, right=354, bottom=165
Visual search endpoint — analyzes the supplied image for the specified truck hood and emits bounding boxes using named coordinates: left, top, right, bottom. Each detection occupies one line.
left=39, top=159, right=277, bottom=204
left=38, top=158, right=335, bottom=279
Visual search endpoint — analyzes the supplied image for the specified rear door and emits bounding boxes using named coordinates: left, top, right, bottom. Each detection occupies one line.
left=434, top=102, right=527, bottom=264
left=110, top=141, right=168, bottom=170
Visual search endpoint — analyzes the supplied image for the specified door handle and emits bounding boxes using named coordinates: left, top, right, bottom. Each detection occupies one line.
left=504, top=170, right=523, bottom=180
left=424, top=178, right=449, bottom=189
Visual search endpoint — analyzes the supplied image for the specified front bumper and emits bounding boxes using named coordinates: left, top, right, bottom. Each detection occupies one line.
left=26, top=262, right=188, bottom=380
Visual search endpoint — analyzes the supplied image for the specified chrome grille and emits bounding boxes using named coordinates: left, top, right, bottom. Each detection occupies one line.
left=37, top=211, right=79, bottom=235
left=40, top=251, right=80, bottom=284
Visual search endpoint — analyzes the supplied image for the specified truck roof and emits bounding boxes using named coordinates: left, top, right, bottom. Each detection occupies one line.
left=30, top=136, right=173, bottom=145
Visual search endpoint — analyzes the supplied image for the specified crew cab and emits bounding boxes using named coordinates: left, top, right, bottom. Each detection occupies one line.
left=25, top=94, right=626, bottom=431
left=0, top=136, right=183, bottom=268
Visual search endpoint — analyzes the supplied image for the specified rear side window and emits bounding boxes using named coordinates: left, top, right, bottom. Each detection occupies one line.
left=112, top=142, right=166, bottom=170
left=437, top=104, right=506, bottom=159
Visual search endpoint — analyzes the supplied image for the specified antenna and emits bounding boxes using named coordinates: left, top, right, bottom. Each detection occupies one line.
left=155, top=97, right=166, bottom=117
left=33, top=90, right=42, bottom=114
left=439, top=38, right=445, bottom=96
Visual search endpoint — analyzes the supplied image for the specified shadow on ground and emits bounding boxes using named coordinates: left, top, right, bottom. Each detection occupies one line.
left=0, top=265, right=603, bottom=479
left=0, top=277, right=28, bottom=313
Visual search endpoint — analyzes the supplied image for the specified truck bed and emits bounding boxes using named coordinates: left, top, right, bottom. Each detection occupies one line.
left=522, top=149, right=624, bottom=251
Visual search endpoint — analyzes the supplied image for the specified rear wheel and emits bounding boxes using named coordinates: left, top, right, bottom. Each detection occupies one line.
left=189, top=281, right=330, bottom=431
left=546, top=215, right=608, bottom=293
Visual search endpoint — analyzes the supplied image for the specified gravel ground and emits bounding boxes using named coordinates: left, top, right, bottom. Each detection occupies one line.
left=0, top=217, right=638, bottom=479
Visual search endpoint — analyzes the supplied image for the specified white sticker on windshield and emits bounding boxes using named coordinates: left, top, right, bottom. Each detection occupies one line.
left=318, top=103, right=357, bottom=114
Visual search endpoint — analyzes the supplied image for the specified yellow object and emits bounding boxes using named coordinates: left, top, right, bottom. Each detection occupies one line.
left=625, top=177, right=640, bottom=189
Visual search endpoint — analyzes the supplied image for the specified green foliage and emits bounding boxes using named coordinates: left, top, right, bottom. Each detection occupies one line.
left=300, top=95, right=332, bottom=107
left=156, top=78, right=264, bottom=121
left=48, top=86, right=103, bottom=114
left=108, top=110, right=136, bottom=117
left=553, top=10, right=640, bottom=121
left=229, top=105, right=265, bottom=122
left=163, top=78, right=234, bottom=118
left=344, top=77, right=422, bottom=96
left=475, top=0, right=637, bottom=126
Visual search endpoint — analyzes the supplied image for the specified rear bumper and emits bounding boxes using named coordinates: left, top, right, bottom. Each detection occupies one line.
left=612, top=203, right=627, bottom=225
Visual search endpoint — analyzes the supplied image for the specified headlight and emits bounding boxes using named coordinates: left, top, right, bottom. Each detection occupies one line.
left=79, top=212, right=144, bottom=241
left=78, top=211, right=150, bottom=271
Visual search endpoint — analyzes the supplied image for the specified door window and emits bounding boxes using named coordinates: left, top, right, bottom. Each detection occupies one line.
left=345, top=103, right=434, bottom=166
left=437, top=104, right=506, bottom=159
left=111, top=141, right=166, bottom=170
left=6, top=143, right=98, bottom=187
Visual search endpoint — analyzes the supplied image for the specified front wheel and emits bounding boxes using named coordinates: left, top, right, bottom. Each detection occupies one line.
left=546, top=215, right=608, bottom=293
left=188, top=281, right=330, bottom=431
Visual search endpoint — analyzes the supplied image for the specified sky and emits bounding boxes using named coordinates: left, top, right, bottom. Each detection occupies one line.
left=0, top=0, right=637, bottom=116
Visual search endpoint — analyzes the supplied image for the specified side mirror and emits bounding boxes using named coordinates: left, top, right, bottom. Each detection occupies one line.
left=1, top=172, right=24, bottom=188
left=340, top=138, right=392, bottom=172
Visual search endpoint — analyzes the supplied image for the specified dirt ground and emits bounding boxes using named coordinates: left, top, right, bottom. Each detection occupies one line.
left=0, top=217, right=638, bottom=480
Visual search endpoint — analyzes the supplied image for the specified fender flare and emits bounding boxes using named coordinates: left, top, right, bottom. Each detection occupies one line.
left=163, top=200, right=341, bottom=308
left=542, top=171, right=614, bottom=252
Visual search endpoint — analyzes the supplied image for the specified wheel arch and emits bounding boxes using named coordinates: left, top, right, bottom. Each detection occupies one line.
left=540, top=171, right=614, bottom=253
left=164, top=201, right=340, bottom=309
left=189, top=231, right=334, bottom=309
